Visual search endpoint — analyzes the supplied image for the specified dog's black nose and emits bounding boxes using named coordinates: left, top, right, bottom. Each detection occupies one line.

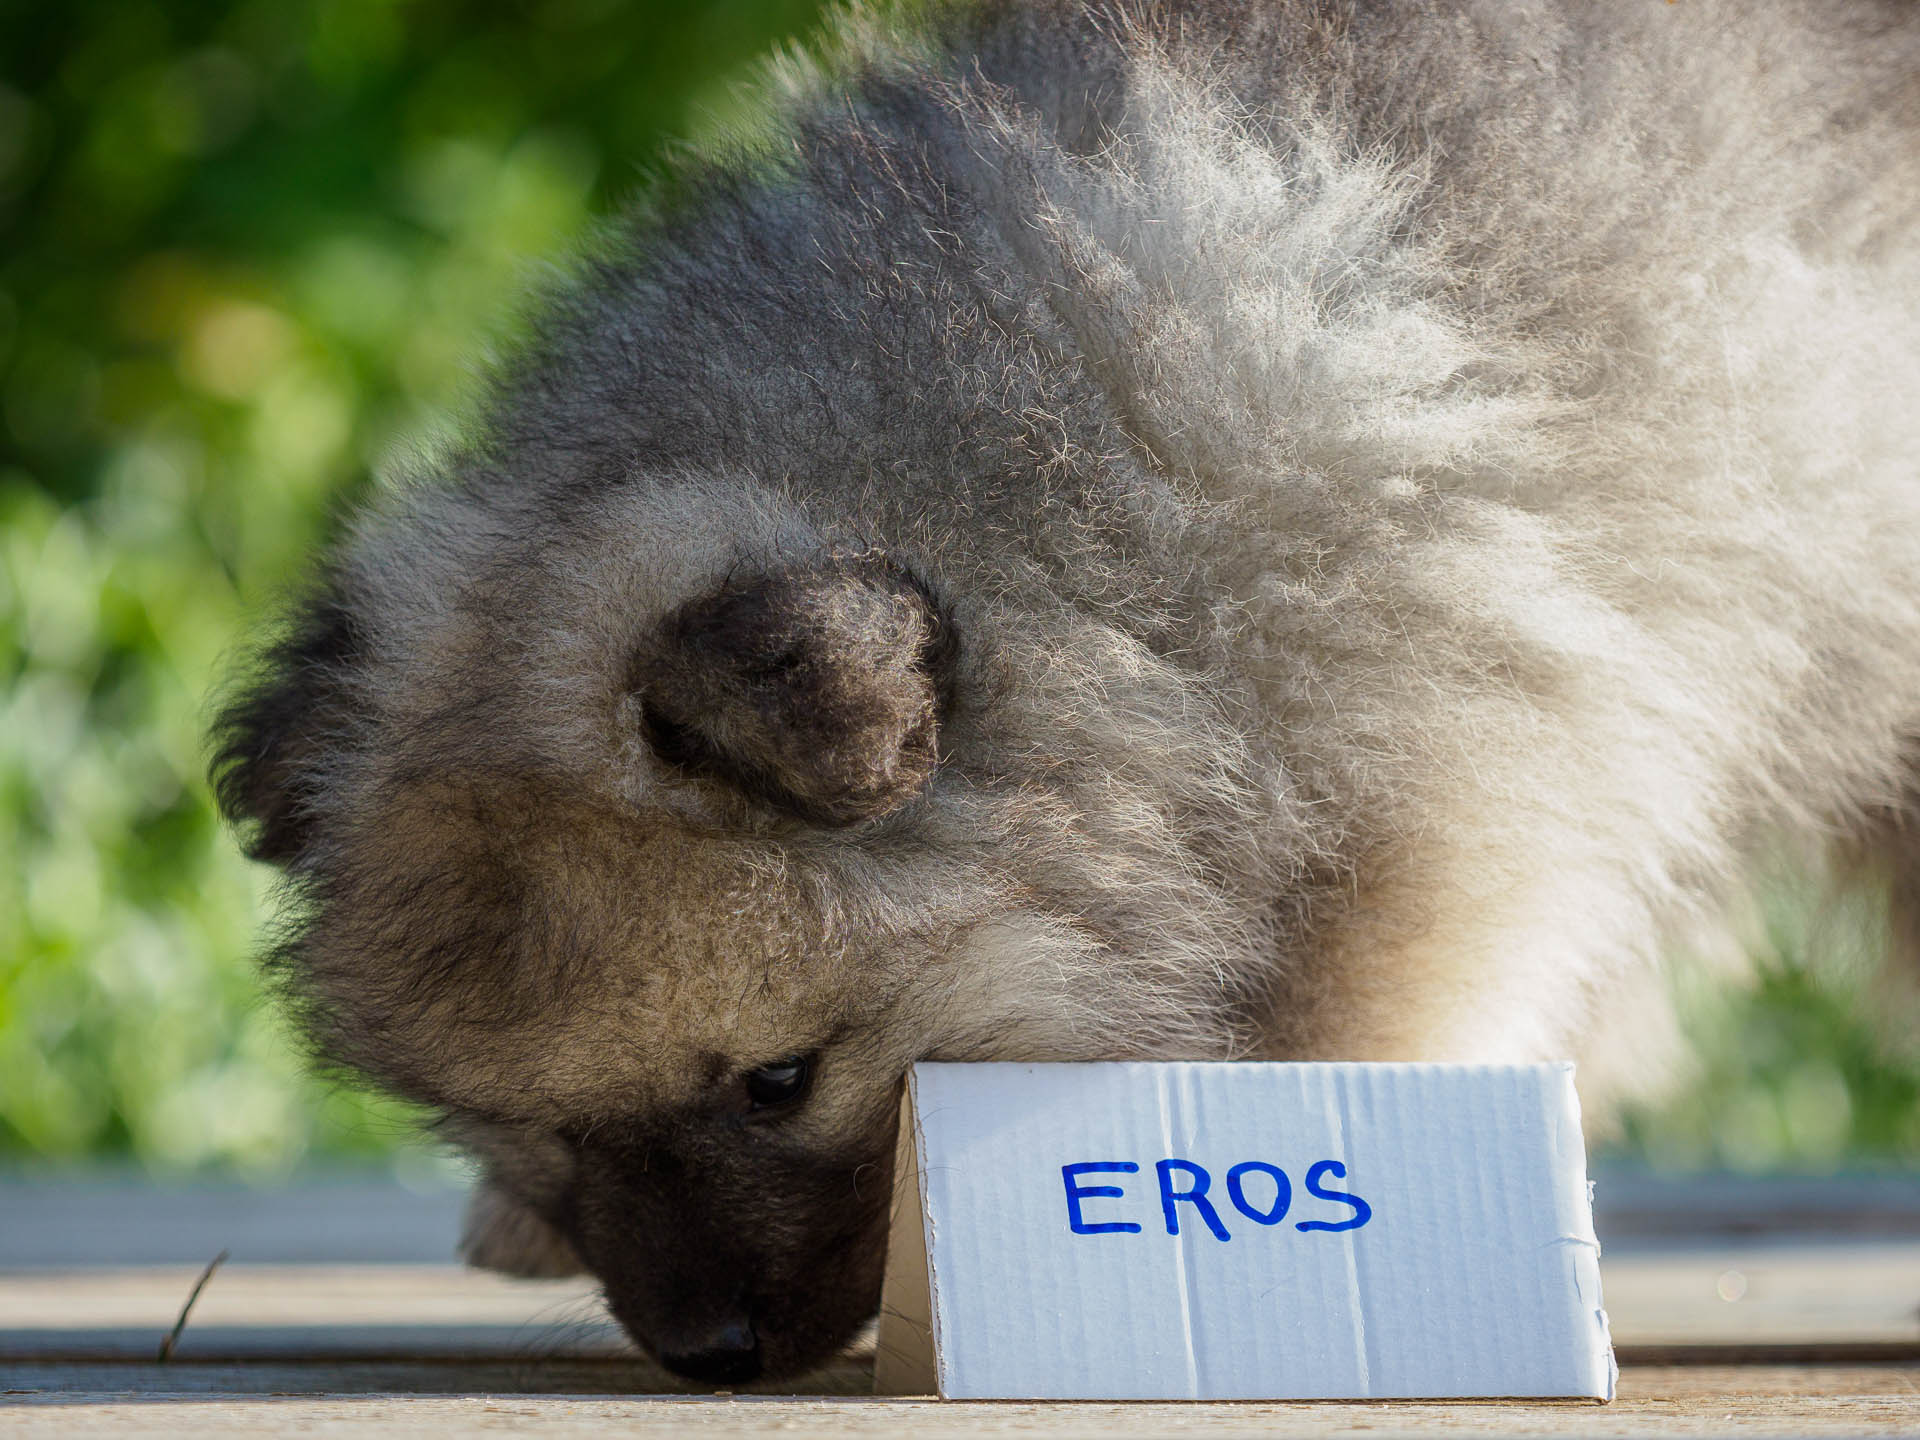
left=658, top=1318, right=762, bottom=1385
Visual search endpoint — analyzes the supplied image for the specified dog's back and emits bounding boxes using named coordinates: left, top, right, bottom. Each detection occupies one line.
left=835, top=0, right=1920, bottom=1088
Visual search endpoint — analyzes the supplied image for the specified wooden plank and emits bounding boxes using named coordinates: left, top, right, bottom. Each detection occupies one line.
left=0, top=1266, right=622, bottom=1359
left=0, top=1356, right=872, bottom=1397
left=3, top=1173, right=1916, bottom=1430
left=7, top=1244, right=1917, bottom=1363
left=1617, top=1343, right=1920, bottom=1365
left=3, top=1365, right=1918, bottom=1435
left=1600, top=1242, right=1920, bottom=1345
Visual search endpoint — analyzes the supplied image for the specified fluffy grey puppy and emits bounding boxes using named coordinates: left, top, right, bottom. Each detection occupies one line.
left=212, top=0, right=1920, bottom=1384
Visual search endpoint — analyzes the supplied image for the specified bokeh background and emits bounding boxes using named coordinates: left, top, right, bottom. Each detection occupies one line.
left=1, top=0, right=1915, bottom=1178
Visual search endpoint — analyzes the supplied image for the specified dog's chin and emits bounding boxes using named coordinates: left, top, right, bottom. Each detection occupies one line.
left=751, top=1262, right=889, bottom=1384
left=604, top=1265, right=884, bottom=1387
left=603, top=1210, right=892, bottom=1386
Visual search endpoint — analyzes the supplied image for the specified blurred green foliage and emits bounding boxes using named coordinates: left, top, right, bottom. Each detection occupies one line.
left=1614, top=878, right=1920, bottom=1171
left=0, top=0, right=833, bottom=1172
left=0, top=0, right=1914, bottom=1175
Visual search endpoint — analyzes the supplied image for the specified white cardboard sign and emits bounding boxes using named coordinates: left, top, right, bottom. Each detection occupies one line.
left=874, top=1062, right=1614, bottom=1401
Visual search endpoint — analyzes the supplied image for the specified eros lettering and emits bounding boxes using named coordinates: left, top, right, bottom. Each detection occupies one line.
left=1060, top=1159, right=1372, bottom=1240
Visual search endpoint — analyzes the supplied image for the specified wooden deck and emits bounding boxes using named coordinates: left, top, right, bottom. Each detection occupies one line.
left=4, top=1172, right=1917, bottom=1434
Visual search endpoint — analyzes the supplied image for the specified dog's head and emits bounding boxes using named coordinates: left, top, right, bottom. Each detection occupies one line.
left=212, top=472, right=1267, bottom=1381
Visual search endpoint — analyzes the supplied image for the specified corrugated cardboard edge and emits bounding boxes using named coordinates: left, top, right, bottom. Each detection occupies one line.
left=873, top=1071, right=938, bottom=1396
left=1552, top=1063, right=1618, bottom=1403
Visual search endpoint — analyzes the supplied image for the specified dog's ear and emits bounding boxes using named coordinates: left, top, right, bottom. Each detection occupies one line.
left=209, top=589, right=363, bottom=866
left=638, top=556, right=955, bottom=826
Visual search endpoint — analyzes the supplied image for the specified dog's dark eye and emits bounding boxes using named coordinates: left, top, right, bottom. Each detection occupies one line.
left=744, top=1055, right=812, bottom=1110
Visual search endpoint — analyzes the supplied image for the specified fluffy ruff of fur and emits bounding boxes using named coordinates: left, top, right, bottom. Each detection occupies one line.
left=211, top=0, right=1920, bottom=1382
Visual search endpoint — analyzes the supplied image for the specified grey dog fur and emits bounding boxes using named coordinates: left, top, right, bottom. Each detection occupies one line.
left=212, top=0, right=1920, bottom=1380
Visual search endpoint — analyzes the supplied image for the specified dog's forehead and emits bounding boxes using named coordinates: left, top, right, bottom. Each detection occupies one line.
left=318, top=770, right=872, bottom=1122
left=351, top=472, right=823, bottom=681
